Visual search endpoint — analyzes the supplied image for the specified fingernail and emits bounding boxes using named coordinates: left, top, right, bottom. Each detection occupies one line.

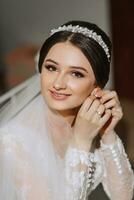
left=95, top=91, right=103, bottom=97
left=91, top=88, right=98, bottom=95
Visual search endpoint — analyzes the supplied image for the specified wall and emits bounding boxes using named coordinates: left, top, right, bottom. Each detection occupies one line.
left=111, top=0, right=134, bottom=100
left=0, top=0, right=112, bottom=88
left=0, top=0, right=110, bottom=52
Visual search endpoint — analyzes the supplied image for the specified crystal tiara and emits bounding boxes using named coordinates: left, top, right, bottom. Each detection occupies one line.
left=50, top=24, right=110, bottom=62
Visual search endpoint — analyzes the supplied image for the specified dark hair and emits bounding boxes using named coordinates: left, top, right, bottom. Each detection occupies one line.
left=38, top=20, right=112, bottom=88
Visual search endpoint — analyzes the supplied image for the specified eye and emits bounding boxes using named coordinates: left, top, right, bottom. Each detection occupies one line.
left=71, top=71, right=85, bottom=78
left=45, top=65, right=57, bottom=72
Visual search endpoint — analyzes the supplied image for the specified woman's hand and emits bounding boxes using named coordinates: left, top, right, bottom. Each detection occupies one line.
left=97, top=90, right=123, bottom=142
left=72, top=89, right=112, bottom=151
left=72, top=88, right=123, bottom=150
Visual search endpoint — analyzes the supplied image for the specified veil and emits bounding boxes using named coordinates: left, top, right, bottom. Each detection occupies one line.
left=0, top=73, right=40, bottom=127
left=0, top=69, right=75, bottom=199
left=0, top=50, right=40, bottom=127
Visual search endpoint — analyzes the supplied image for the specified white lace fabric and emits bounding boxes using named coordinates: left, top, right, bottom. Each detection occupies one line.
left=65, top=147, right=96, bottom=200
left=99, top=136, right=134, bottom=200
left=0, top=93, right=134, bottom=200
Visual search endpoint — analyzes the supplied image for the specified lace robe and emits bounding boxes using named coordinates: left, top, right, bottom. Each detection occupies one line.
left=0, top=95, right=134, bottom=200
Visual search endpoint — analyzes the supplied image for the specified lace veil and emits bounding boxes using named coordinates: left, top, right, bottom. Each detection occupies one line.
left=0, top=71, right=76, bottom=199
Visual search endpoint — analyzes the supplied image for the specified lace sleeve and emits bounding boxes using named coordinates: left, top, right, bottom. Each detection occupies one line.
left=100, top=135, right=134, bottom=200
left=64, top=146, right=97, bottom=200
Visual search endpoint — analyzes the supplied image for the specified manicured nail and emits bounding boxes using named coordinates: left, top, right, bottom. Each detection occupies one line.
left=95, top=91, right=103, bottom=97
left=91, top=88, right=100, bottom=96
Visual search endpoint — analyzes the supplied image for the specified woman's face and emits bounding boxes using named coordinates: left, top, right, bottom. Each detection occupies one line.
left=41, top=42, right=96, bottom=115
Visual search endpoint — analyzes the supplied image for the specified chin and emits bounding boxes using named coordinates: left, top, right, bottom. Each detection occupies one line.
left=47, top=102, right=73, bottom=111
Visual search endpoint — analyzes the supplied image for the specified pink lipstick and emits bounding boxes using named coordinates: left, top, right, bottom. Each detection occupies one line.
left=49, top=90, right=71, bottom=100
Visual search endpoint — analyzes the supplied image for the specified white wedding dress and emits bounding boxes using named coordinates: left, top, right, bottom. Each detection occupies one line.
left=0, top=75, right=134, bottom=200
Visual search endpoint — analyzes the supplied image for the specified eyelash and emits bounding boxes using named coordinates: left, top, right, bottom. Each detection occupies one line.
left=71, top=71, right=84, bottom=78
left=44, top=65, right=85, bottom=78
left=45, top=65, right=57, bottom=72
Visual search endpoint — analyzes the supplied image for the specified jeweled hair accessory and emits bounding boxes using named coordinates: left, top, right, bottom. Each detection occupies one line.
left=50, top=25, right=110, bottom=62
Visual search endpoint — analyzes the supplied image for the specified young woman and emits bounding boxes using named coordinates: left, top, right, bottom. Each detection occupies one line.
left=0, top=20, right=133, bottom=200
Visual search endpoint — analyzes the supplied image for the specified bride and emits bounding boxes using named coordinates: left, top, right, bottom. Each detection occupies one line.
left=0, top=20, right=134, bottom=200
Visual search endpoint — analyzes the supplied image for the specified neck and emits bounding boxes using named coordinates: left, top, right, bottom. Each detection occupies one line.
left=57, top=107, right=79, bottom=126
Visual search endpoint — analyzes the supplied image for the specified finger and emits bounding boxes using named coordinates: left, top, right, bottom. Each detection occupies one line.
left=103, top=108, right=123, bottom=132
left=105, top=117, right=119, bottom=132
left=104, top=98, right=116, bottom=109
left=79, top=95, right=95, bottom=114
left=92, top=104, right=105, bottom=123
left=92, top=110, right=101, bottom=122
left=112, top=107, right=123, bottom=119
left=86, top=99, right=101, bottom=119
left=100, top=91, right=117, bottom=104
left=100, top=109, right=112, bottom=126
left=96, top=104, right=105, bottom=116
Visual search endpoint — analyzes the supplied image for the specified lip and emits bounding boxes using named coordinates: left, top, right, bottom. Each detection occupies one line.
left=49, top=90, right=71, bottom=100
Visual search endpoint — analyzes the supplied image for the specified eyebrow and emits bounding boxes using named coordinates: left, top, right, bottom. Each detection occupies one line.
left=45, top=58, right=89, bottom=73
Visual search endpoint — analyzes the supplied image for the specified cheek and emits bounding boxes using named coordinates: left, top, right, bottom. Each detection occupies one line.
left=68, top=80, right=95, bottom=97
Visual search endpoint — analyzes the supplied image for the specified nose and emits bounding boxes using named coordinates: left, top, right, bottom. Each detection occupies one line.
left=53, top=73, right=67, bottom=90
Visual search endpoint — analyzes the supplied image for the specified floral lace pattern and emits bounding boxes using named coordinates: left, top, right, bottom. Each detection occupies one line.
left=64, top=136, right=134, bottom=200
left=100, top=136, right=134, bottom=199
left=0, top=130, right=134, bottom=200
left=65, top=147, right=96, bottom=200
